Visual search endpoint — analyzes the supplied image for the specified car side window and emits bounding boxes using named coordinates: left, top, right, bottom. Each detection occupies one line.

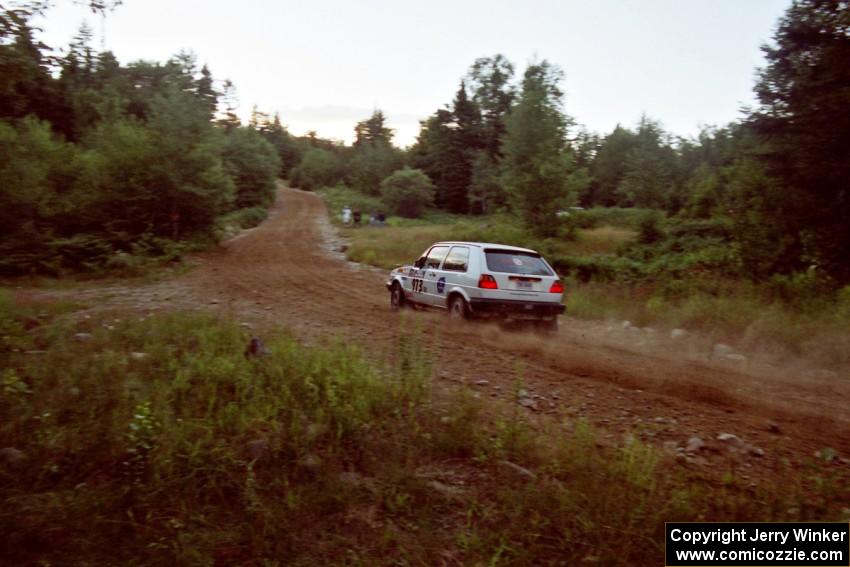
left=424, top=246, right=449, bottom=269
left=442, top=246, right=469, bottom=272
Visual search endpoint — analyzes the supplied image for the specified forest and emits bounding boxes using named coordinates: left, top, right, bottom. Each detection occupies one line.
left=1, top=0, right=849, bottom=298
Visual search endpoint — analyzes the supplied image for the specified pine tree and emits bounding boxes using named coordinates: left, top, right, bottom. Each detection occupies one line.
left=587, top=125, right=638, bottom=207
left=616, top=116, right=677, bottom=210
left=439, top=81, right=482, bottom=213
left=466, top=54, right=515, bottom=159
left=501, top=60, right=580, bottom=236
left=749, top=0, right=850, bottom=282
left=410, top=82, right=483, bottom=213
left=196, top=64, right=217, bottom=121
left=217, top=79, right=241, bottom=130
left=353, top=110, right=393, bottom=146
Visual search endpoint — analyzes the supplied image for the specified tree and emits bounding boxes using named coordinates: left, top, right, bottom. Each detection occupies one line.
left=587, top=125, right=638, bottom=207
left=616, top=116, right=677, bottom=210
left=0, top=117, right=79, bottom=243
left=353, top=110, right=393, bottom=146
left=256, top=113, right=302, bottom=178
left=196, top=64, right=217, bottom=121
left=468, top=151, right=505, bottom=214
left=466, top=54, right=515, bottom=159
left=410, top=82, right=483, bottom=213
left=348, top=142, right=403, bottom=195
left=380, top=168, right=435, bottom=218
left=439, top=81, right=483, bottom=213
left=0, top=8, right=280, bottom=274
left=349, top=109, right=403, bottom=194
left=573, top=129, right=601, bottom=206
left=143, top=88, right=235, bottom=236
left=749, top=0, right=850, bottom=282
left=289, top=147, right=346, bottom=191
left=500, top=60, right=582, bottom=236
left=217, top=79, right=241, bottom=130
left=221, top=126, right=281, bottom=209
left=410, top=109, right=454, bottom=198
left=0, top=5, right=58, bottom=125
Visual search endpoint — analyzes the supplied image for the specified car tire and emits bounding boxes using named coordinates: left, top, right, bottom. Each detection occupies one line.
left=536, top=317, right=559, bottom=333
left=448, top=295, right=469, bottom=320
left=390, top=283, right=406, bottom=311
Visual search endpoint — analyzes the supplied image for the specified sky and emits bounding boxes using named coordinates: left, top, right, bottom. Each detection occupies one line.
left=35, top=0, right=791, bottom=147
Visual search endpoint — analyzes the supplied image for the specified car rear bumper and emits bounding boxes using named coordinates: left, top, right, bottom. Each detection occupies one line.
left=469, top=298, right=565, bottom=318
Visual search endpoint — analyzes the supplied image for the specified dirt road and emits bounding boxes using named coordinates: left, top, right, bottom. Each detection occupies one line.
left=39, top=188, right=850, bottom=482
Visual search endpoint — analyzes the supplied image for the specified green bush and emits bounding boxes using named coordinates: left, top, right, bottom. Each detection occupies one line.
left=289, top=147, right=347, bottom=191
left=380, top=167, right=435, bottom=218
left=219, top=206, right=268, bottom=230
left=221, top=126, right=281, bottom=209
left=348, top=142, right=403, bottom=195
left=637, top=213, right=664, bottom=244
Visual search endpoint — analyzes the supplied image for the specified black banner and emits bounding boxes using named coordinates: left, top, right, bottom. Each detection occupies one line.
left=666, top=523, right=850, bottom=566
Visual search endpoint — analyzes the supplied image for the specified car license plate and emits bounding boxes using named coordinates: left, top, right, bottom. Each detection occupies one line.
left=515, top=281, right=532, bottom=290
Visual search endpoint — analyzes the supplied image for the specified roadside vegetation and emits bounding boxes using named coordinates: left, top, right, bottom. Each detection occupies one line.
left=2, top=291, right=847, bottom=565
left=331, top=207, right=850, bottom=366
left=0, top=4, right=293, bottom=277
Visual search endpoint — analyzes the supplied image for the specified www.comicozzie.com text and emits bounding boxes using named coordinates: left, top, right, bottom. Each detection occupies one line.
left=670, top=527, right=848, bottom=546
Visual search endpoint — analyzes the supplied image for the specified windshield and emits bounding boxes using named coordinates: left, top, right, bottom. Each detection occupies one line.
left=484, top=250, right=553, bottom=276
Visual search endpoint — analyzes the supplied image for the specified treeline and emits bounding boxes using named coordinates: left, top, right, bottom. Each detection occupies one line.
left=0, top=3, right=291, bottom=275
left=297, top=0, right=849, bottom=288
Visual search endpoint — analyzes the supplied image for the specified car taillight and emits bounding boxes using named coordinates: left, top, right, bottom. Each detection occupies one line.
left=478, top=274, right=499, bottom=289
left=549, top=280, right=564, bottom=293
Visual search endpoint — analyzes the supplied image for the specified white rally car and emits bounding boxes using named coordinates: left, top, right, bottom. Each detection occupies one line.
left=386, top=241, right=566, bottom=330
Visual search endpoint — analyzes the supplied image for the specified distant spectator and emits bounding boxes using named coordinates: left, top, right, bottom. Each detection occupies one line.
left=352, top=209, right=361, bottom=226
left=341, top=206, right=352, bottom=225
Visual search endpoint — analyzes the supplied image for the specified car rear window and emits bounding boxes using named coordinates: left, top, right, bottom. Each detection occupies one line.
left=484, top=250, right=553, bottom=276
left=443, top=246, right=469, bottom=272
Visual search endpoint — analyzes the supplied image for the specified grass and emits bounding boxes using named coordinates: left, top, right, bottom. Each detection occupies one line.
left=342, top=218, right=635, bottom=270
left=565, top=225, right=636, bottom=256
left=1, top=292, right=848, bottom=565
left=564, top=281, right=850, bottom=366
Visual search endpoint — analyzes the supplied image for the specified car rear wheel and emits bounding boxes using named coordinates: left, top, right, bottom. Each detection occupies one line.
left=390, top=283, right=405, bottom=311
left=448, top=296, right=469, bottom=320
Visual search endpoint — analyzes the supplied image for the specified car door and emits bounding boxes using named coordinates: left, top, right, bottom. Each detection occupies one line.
left=404, top=250, right=429, bottom=305
left=418, top=245, right=450, bottom=307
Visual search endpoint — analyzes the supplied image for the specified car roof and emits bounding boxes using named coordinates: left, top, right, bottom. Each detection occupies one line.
left=431, top=241, right=540, bottom=254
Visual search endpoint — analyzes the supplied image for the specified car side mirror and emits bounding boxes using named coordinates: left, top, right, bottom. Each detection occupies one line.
left=414, top=257, right=425, bottom=269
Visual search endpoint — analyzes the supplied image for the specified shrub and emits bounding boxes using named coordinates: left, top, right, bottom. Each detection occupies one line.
left=380, top=168, right=435, bottom=218
left=219, top=206, right=268, bottom=230
left=348, top=142, right=403, bottom=195
left=289, top=147, right=347, bottom=191
left=637, top=213, right=664, bottom=244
